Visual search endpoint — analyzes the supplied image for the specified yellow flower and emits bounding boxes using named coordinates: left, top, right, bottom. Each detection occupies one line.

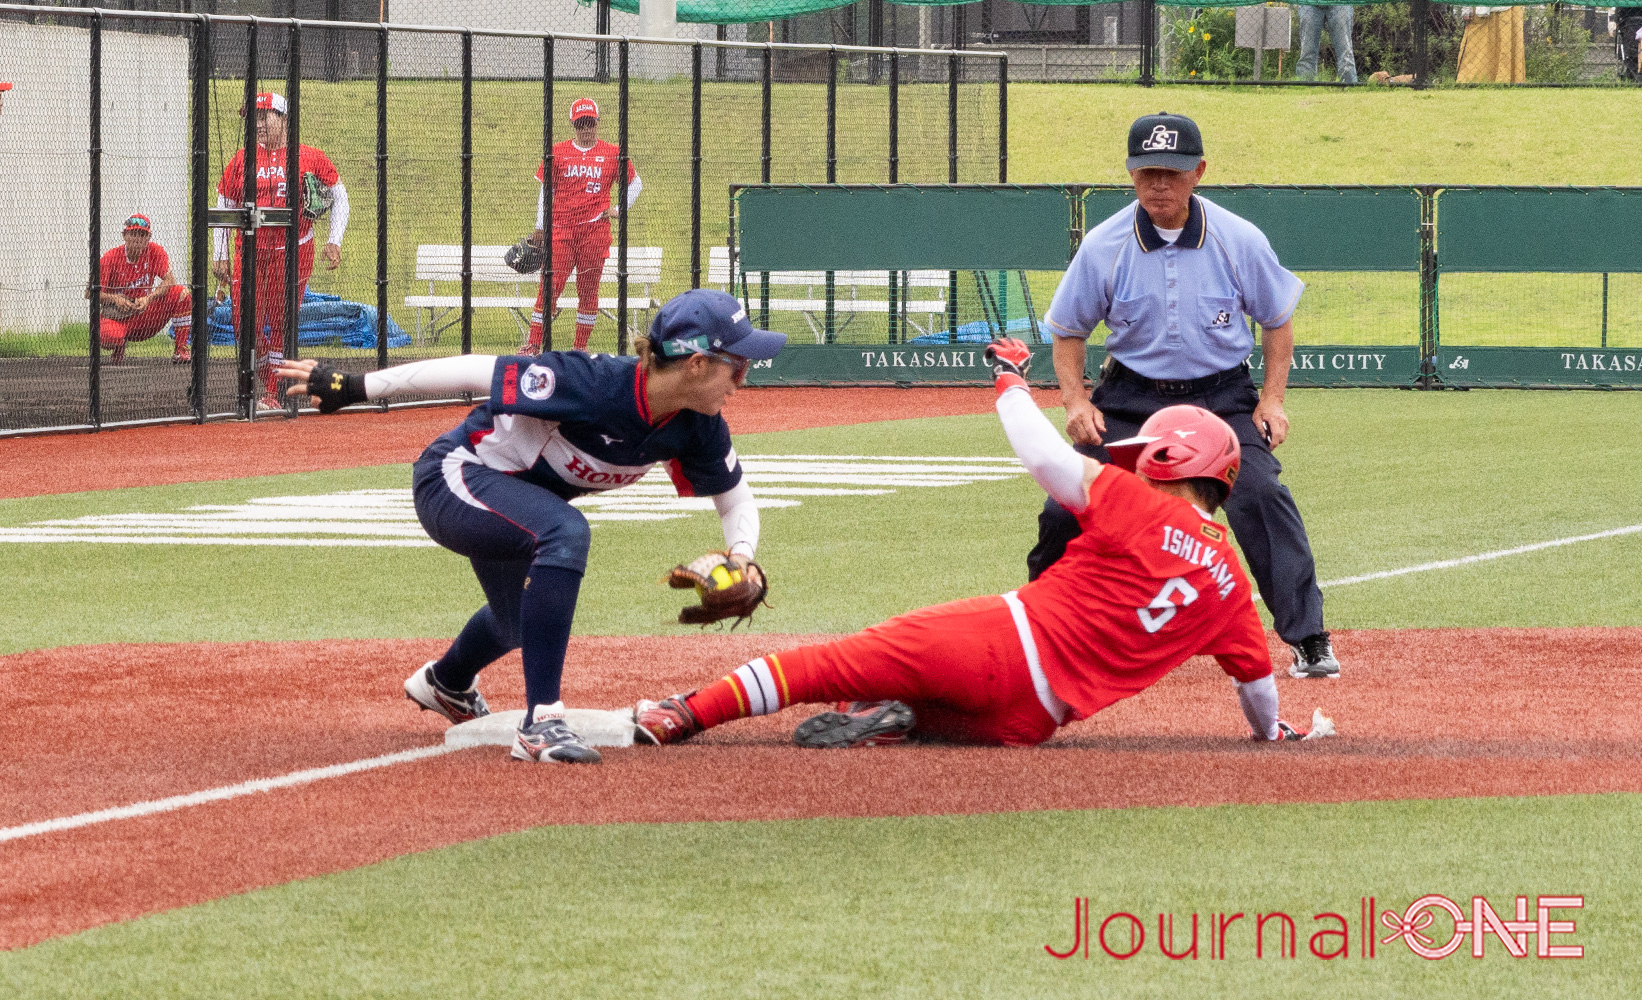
left=1187, top=24, right=1195, bottom=32
left=1190, top=70, right=1198, bottom=76
left=1202, top=32, right=1211, bottom=40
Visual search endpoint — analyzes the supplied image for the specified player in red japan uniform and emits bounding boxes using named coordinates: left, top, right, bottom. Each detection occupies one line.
left=91, top=213, right=191, bottom=365
left=522, top=97, right=641, bottom=354
left=636, top=338, right=1315, bottom=749
left=212, top=91, right=350, bottom=408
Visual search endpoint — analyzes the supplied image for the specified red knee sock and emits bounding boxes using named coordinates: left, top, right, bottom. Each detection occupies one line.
left=571, top=312, right=596, bottom=351
left=684, top=653, right=806, bottom=730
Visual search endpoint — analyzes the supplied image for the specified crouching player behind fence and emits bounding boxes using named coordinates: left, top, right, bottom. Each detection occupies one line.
left=635, top=338, right=1316, bottom=750
left=90, top=213, right=191, bottom=365
left=276, top=289, right=784, bottom=765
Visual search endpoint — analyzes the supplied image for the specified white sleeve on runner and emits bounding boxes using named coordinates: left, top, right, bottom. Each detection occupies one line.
left=326, top=181, right=350, bottom=246
left=1235, top=674, right=1281, bottom=741
left=713, top=479, right=760, bottom=559
left=213, top=195, right=238, bottom=261
left=995, top=384, right=1096, bottom=513
left=536, top=182, right=546, bottom=230
left=362, top=354, right=496, bottom=399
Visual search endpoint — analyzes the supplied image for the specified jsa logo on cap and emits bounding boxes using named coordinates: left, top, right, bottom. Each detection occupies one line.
left=1141, top=125, right=1179, bottom=152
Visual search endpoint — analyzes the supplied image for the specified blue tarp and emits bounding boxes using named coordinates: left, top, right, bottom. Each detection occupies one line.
left=909, top=316, right=1041, bottom=346
left=206, top=291, right=411, bottom=349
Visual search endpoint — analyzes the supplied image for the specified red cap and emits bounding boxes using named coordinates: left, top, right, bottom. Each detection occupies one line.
left=123, top=213, right=153, bottom=233
left=569, top=98, right=599, bottom=123
left=1105, top=404, right=1241, bottom=492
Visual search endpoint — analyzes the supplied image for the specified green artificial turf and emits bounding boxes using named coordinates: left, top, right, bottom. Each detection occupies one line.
left=5, top=793, right=1637, bottom=998
left=0, top=389, right=1637, bottom=654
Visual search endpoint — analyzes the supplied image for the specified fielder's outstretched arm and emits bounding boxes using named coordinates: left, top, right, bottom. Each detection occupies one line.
left=712, top=480, right=759, bottom=559
left=275, top=355, right=496, bottom=410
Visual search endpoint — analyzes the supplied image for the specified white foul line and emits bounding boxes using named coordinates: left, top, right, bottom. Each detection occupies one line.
left=0, top=743, right=461, bottom=845
left=1317, top=523, right=1642, bottom=590
left=8, top=523, right=1640, bottom=846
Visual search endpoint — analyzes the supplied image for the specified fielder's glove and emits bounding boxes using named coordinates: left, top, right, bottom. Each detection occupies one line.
left=302, top=361, right=368, bottom=414
left=983, top=337, right=1032, bottom=393
left=300, top=171, right=335, bottom=221
left=667, top=551, right=769, bottom=628
left=503, top=234, right=545, bottom=274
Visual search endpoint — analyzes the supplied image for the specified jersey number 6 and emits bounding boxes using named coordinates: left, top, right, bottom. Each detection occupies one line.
left=1137, top=577, right=1199, bottom=634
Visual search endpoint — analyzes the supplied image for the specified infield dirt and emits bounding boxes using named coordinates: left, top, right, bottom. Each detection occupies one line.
left=4, top=627, right=1639, bottom=950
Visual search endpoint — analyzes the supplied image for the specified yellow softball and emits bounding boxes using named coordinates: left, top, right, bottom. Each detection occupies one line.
left=705, top=565, right=742, bottom=592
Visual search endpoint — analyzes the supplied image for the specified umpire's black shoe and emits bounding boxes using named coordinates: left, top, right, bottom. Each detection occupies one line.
left=793, top=700, right=916, bottom=748
left=1288, top=632, right=1342, bottom=680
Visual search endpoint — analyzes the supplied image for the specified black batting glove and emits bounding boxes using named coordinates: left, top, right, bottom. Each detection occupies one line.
left=304, top=362, right=368, bottom=414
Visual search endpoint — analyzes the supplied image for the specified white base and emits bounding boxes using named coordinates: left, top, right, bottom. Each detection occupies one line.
left=444, top=707, right=638, bottom=748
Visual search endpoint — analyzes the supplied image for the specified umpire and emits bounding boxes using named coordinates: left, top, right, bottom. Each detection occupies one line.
left=1030, top=112, right=1341, bottom=680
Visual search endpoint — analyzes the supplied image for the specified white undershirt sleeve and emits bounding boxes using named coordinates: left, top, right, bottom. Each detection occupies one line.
left=995, top=384, right=1095, bottom=512
left=326, top=181, right=350, bottom=246
left=362, top=354, right=496, bottom=399
left=712, top=479, right=760, bottom=559
left=625, top=173, right=642, bottom=209
left=536, top=182, right=546, bottom=230
left=213, top=195, right=238, bottom=261
left=1235, top=674, right=1281, bottom=741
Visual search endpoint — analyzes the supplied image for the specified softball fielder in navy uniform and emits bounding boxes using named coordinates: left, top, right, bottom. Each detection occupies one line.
left=278, top=289, right=785, bottom=763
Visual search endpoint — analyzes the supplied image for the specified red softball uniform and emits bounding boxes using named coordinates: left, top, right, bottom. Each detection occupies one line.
left=99, top=242, right=170, bottom=298
left=1017, top=465, right=1274, bottom=720
left=537, top=139, right=636, bottom=227
left=218, top=143, right=340, bottom=249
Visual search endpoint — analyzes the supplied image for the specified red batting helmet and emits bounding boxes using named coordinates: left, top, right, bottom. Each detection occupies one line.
left=1104, top=405, right=1240, bottom=492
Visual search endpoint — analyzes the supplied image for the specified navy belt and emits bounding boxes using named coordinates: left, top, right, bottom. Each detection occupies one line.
left=1103, top=357, right=1247, bottom=398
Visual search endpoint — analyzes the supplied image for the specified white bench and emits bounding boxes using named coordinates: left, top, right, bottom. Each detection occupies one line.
left=405, top=244, right=663, bottom=345
left=708, top=247, right=950, bottom=342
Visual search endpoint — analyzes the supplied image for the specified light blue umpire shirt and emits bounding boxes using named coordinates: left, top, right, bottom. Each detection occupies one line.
left=1044, top=194, right=1305, bottom=381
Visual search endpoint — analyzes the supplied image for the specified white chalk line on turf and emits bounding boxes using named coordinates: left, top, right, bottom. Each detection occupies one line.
left=1253, top=522, right=1642, bottom=603
left=0, top=743, right=461, bottom=845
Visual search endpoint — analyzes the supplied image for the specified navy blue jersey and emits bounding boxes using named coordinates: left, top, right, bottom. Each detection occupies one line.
left=431, top=352, right=743, bottom=500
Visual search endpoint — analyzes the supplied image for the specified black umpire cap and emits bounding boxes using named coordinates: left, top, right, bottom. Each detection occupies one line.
left=1126, top=113, right=1205, bottom=172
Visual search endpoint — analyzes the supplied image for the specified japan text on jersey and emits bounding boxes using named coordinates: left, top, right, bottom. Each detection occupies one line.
left=432, top=351, right=742, bottom=501
left=100, top=244, right=168, bottom=296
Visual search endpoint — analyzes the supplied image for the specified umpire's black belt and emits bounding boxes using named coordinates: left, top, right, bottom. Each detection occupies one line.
left=1102, top=357, right=1248, bottom=398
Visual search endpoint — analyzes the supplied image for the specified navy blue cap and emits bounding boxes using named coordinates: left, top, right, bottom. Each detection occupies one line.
left=1126, top=112, right=1205, bottom=172
left=648, top=289, right=787, bottom=362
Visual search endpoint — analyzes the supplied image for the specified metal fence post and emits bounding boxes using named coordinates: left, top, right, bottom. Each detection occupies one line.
left=759, top=43, right=771, bottom=328
left=616, top=38, right=629, bottom=355
left=691, top=41, right=702, bottom=290
left=376, top=26, right=389, bottom=373
left=88, top=11, right=103, bottom=429
left=283, top=17, right=301, bottom=413
left=1411, top=0, right=1429, bottom=90
left=887, top=50, right=899, bottom=344
left=998, top=55, right=1007, bottom=182
left=239, top=20, right=260, bottom=419
left=824, top=46, right=836, bottom=343
left=947, top=51, right=959, bottom=337
left=190, top=13, right=210, bottom=420
left=596, top=0, right=610, bottom=83
left=1417, top=185, right=1438, bottom=387
left=460, top=30, right=472, bottom=355
left=541, top=36, right=554, bottom=351
left=1140, top=0, right=1157, bottom=86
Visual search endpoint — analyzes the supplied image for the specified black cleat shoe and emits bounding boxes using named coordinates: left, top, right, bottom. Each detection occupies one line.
left=1288, top=632, right=1342, bottom=680
left=793, top=700, right=916, bottom=749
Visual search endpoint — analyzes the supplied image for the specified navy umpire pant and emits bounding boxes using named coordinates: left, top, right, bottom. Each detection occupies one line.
left=413, top=440, right=591, bottom=710
left=1026, top=364, right=1326, bottom=644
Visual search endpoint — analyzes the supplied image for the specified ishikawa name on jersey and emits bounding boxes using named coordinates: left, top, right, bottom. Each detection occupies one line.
left=1016, top=465, right=1274, bottom=718
left=429, top=352, right=743, bottom=501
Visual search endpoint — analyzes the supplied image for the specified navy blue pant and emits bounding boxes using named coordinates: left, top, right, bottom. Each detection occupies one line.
left=1026, top=367, right=1325, bottom=644
left=413, top=442, right=590, bottom=711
